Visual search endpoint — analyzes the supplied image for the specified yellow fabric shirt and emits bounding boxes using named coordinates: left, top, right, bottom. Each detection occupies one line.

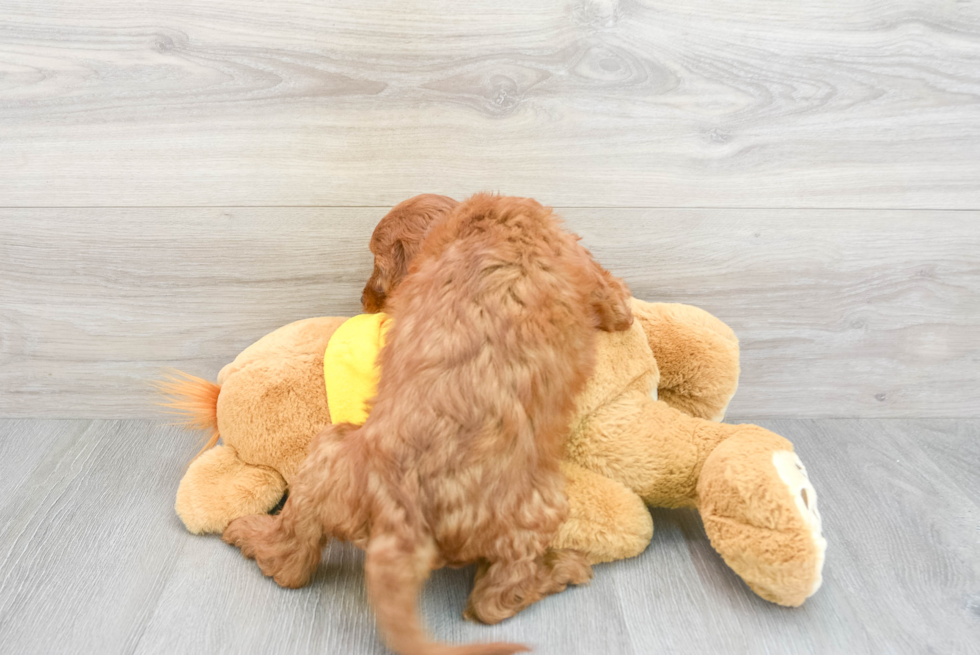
left=323, top=313, right=392, bottom=426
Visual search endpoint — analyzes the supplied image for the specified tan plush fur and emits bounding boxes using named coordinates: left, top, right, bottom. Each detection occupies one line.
left=698, top=430, right=823, bottom=607
left=222, top=195, right=635, bottom=655
left=632, top=301, right=740, bottom=421
left=176, top=445, right=286, bottom=535
left=167, top=195, right=825, bottom=613
left=171, top=317, right=341, bottom=534
left=168, top=301, right=823, bottom=608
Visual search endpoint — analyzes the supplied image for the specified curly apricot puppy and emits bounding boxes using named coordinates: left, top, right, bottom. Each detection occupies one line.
left=224, top=194, right=633, bottom=655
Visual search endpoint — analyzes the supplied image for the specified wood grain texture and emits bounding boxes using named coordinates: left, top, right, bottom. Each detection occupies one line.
left=2, top=208, right=978, bottom=418
left=1, top=0, right=979, bottom=207
left=0, top=418, right=977, bottom=654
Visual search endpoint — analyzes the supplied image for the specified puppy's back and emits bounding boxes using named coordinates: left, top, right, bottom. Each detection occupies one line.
left=368, top=195, right=598, bottom=556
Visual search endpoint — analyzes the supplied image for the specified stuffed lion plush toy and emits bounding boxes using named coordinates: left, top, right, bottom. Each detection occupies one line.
left=163, top=298, right=825, bottom=608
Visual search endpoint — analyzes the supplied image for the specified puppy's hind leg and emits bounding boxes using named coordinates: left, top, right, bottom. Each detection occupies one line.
left=222, top=508, right=323, bottom=588
left=222, top=457, right=334, bottom=589
left=463, top=548, right=593, bottom=625
left=223, top=423, right=361, bottom=588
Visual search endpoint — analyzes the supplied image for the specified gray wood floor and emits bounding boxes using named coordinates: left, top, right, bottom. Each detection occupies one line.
left=0, top=418, right=977, bottom=654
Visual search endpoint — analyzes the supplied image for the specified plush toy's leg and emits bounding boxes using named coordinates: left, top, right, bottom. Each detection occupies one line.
left=551, top=462, right=653, bottom=564
left=697, top=429, right=826, bottom=607
left=566, top=390, right=739, bottom=508
left=630, top=300, right=740, bottom=421
left=566, top=390, right=826, bottom=606
left=175, top=445, right=287, bottom=535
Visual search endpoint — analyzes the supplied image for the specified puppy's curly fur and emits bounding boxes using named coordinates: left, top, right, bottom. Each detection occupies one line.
left=224, top=194, right=633, bottom=655
left=362, top=193, right=460, bottom=313
left=362, top=194, right=633, bottom=332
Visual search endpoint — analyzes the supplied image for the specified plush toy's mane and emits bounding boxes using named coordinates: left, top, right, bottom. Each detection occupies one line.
left=154, top=370, right=221, bottom=460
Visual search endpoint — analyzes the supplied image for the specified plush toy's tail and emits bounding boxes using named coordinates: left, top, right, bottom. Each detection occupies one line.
left=153, top=370, right=221, bottom=460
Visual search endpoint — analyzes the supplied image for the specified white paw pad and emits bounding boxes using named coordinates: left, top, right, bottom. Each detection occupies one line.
left=773, top=450, right=827, bottom=595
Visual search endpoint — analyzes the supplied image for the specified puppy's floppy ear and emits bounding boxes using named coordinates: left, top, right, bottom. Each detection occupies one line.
left=389, top=240, right=409, bottom=283
left=362, top=240, right=410, bottom=313
left=363, top=194, right=458, bottom=313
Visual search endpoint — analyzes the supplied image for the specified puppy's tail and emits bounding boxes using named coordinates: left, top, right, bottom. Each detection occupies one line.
left=153, top=369, right=221, bottom=461
left=365, top=524, right=529, bottom=655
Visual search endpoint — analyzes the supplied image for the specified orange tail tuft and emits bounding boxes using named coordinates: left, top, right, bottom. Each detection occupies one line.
left=153, top=369, right=221, bottom=461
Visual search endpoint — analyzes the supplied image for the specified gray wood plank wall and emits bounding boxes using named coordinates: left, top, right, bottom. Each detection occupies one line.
left=1, top=0, right=979, bottom=418
left=2, top=0, right=979, bottom=208
left=2, top=209, right=977, bottom=418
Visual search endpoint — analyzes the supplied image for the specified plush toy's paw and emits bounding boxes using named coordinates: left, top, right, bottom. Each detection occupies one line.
left=552, top=462, right=653, bottom=564
left=772, top=450, right=825, bottom=579
left=175, top=445, right=287, bottom=534
left=697, top=428, right=826, bottom=607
